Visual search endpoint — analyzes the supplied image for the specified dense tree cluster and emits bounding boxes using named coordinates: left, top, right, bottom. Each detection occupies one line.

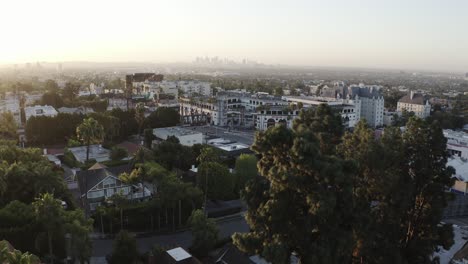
left=25, top=106, right=179, bottom=147
left=233, top=104, right=455, bottom=264
left=0, top=143, right=92, bottom=263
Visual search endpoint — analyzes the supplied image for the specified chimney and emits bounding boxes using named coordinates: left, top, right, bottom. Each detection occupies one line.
left=410, top=91, right=415, bottom=100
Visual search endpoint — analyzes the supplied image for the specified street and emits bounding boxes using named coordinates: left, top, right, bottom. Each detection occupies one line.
left=91, top=213, right=249, bottom=257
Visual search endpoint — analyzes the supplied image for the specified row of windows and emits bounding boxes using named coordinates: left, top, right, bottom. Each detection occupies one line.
left=87, top=186, right=131, bottom=199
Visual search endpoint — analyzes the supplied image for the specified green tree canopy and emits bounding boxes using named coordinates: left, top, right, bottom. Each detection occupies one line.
left=110, top=146, right=128, bottom=161
left=109, top=230, right=139, bottom=264
left=0, top=112, right=18, bottom=140
left=197, top=162, right=235, bottom=200
left=76, top=117, right=104, bottom=161
left=339, top=118, right=455, bottom=263
left=188, top=209, right=218, bottom=257
left=144, top=107, right=180, bottom=128
left=234, top=154, right=258, bottom=192
left=233, top=104, right=354, bottom=264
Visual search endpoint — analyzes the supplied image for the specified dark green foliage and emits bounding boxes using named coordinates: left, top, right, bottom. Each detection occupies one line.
left=232, top=105, right=356, bottom=264
left=427, top=110, right=465, bottom=129
left=62, top=82, right=80, bottom=102
left=41, top=92, right=64, bottom=108
left=109, top=108, right=138, bottom=140
left=292, top=104, right=344, bottom=155
left=196, top=146, right=222, bottom=164
left=82, top=99, right=108, bottom=112
left=143, top=129, right=155, bottom=149
left=25, top=113, right=84, bottom=146
left=44, top=79, right=59, bottom=93
left=153, top=139, right=195, bottom=170
left=110, top=146, right=128, bottom=161
left=0, top=146, right=69, bottom=206
left=109, top=230, right=139, bottom=264
left=88, top=112, right=120, bottom=144
left=0, top=112, right=18, bottom=140
left=234, top=154, right=257, bottom=192
left=392, top=109, right=415, bottom=127
left=339, top=118, right=455, bottom=263
left=197, top=162, right=235, bottom=200
left=188, top=209, right=218, bottom=257
left=144, top=107, right=180, bottom=128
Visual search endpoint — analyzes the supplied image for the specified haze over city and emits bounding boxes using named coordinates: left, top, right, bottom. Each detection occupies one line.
left=2, top=1, right=468, bottom=263
left=1, top=0, right=468, bottom=72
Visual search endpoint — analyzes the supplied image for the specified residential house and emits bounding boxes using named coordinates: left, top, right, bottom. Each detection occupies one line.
left=77, top=163, right=152, bottom=212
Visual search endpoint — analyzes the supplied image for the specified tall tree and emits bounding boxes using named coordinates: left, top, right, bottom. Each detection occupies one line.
left=197, top=162, right=235, bottom=200
left=62, top=82, right=79, bottom=102
left=292, top=104, right=344, bottom=155
left=41, top=92, right=63, bottom=108
left=63, top=210, right=93, bottom=264
left=339, top=118, right=455, bottom=263
left=135, top=102, right=145, bottom=136
left=76, top=117, right=104, bottom=161
left=44, top=79, right=59, bottom=93
left=0, top=112, right=18, bottom=140
left=33, top=193, right=62, bottom=264
left=108, top=230, right=139, bottom=264
left=188, top=209, right=218, bottom=257
left=234, top=154, right=258, bottom=192
left=233, top=105, right=354, bottom=264
left=144, top=107, right=180, bottom=128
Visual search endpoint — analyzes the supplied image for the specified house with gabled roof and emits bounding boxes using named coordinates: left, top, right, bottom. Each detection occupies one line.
left=77, top=163, right=153, bottom=213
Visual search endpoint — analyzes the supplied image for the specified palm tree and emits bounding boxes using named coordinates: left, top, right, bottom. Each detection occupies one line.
left=33, top=193, right=62, bottom=264
left=107, top=193, right=128, bottom=230
left=135, top=102, right=145, bottom=137
left=76, top=117, right=104, bottom=161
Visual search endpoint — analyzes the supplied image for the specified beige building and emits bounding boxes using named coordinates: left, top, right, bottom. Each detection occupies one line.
left=397, top=91, right=431, bottom=118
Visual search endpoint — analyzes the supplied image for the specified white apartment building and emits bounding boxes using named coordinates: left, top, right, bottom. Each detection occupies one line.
left=255, top=106, right=300, bottom=131
left=153, top=126, right=203, bottom=146
left=283, top=96, right=361, bottom=128
left=179, top=92, right=287, bottom=127
left=178, top=81, right=212, bottom=96
left=444, top=129, right=468, bottom=159
left=24, top=105, right=58, bottom=121
left=321, top=84, right=384, bottom=127
left=397, top=91, right=431, bottom=119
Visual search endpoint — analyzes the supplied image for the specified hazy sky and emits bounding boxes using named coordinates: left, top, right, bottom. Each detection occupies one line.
left=1, top=0, right=468, bottom=71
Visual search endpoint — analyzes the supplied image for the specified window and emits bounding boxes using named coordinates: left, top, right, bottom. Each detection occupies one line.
left=87, top=190, right=104, bottom=199
left=103, top=177, right=116, bottom=188
left=106, top=188, right=115, bottom=197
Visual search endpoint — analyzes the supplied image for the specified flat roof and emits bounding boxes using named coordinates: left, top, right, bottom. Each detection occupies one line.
left=153, top=126, right=202, bottom=137
left=207, top=138, right=249, bottom=152
left=166, top=247, right=191, bottom=261
left=68, top=145, right=111, bottom=163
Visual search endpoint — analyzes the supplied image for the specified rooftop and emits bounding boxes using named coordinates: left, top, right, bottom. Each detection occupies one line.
left=398, top=92, right=425, bottom=105
left=166, top=247, right=192, bottom=261
left=448, top=157, right=468, bottom=182
left=153, top=126, right=202, bottom=138
left=207, top=138, right=250, bottom=152
left=68, top=144, right=111, bottom=163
